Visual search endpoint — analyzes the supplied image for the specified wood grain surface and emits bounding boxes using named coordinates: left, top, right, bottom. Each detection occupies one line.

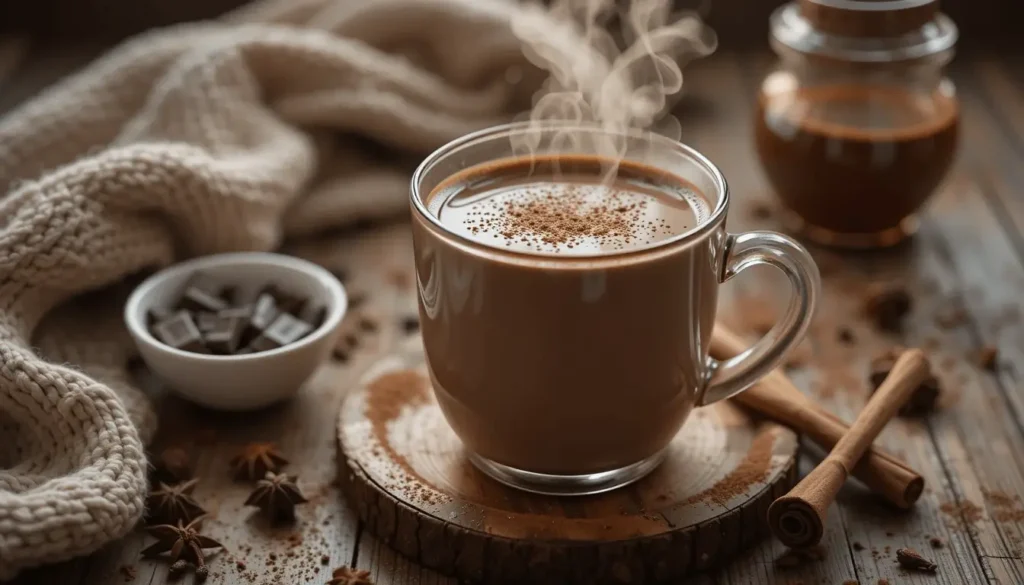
left=6, top=49, right=1024, bottom=585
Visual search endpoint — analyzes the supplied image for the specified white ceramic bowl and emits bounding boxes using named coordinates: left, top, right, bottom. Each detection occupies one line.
left=125, top=252, right=347, bottom=411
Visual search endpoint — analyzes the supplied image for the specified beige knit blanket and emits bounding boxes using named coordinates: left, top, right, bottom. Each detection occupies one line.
left=0, top=0, right=714, bottom=577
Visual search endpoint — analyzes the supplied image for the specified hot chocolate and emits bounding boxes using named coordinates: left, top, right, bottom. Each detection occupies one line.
left=755, top=81, right=959, bottom=246
left=413, top=156, right=716, bottom=476
left=429, top=157, right=709, bottom=254
left=411, top=123, right=820, bottom=495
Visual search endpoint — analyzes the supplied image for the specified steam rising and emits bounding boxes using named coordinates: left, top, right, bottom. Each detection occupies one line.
left=510, top=0, right=717, bottom=177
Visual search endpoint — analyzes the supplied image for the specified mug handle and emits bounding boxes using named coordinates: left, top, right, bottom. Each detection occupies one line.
left=697, top=231, right=821, bottom=407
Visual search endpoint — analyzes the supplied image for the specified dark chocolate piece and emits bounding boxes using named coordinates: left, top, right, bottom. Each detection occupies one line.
left=147, top=306, right=175, bottom=326
left=153, top=311, right=207, bottom=353
left=250, top=293, right=278, bottom=331
left=204, top=315, right=247, bottom=354
left=179, top=287, right=228, bottom=313
left=296, top=301, right=326, bottom=329
left=265, top=285, right=305, bottom=315
left=249, top=314, right=313, bottom=352
left=219, top=306, right=252, bottom=320
left=178, top=273, right=229, bottom=313
left=195, top=312, right=219, bottom=333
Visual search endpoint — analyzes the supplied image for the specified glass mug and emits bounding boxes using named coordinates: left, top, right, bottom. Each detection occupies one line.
left=410, top=122, right=820, bottom=495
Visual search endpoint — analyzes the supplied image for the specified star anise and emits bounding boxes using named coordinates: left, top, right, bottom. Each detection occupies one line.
left=146, top=479, right=207, bottom=526
left=142, top=516, right=223, bottom=582
left=329, top=566, right=374, bottom=585
left=230, top=442, right=289, bottom=481
left=244, top=472, right=308, bottom=523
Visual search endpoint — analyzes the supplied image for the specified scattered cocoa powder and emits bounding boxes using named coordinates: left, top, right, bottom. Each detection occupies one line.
left=749, top=201, right=774, bottom=220
left=930, top=536, right=944, bottom=548
left=940, top=500, right=983, bottom=527
left=877, top=580, right=890, bottom=585
left=387, top=269, right=411, bottom=290
left=400, top=316, right=420, bottom=334
left=837, top=326, right=855, bottom=345
left=366, top=369, right=430, bottom=480
left=118, top=565, right=136, bottom=582
left=935, top=304, right=968, bottom=329
left=774, top=546, right=826, bottom=569
left=984, top=489, right=1024, bottom=522
left=852, top=541, right=865, bottom=551
left=864, top=283, right=912, bottom=332
left=459, top=181, right=681, bottom=251
left=976, top=345, right=998, bottom=371
left=348, top=293, right=367, bottom=309
left=684, top=429, right=776, bottom=506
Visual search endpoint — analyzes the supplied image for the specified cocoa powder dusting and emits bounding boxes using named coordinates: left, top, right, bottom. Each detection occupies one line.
left=940, top=500, right=983, bottom=527
left=365, top=369, right=429, bottom=481
left=984, top=490, right=1024, bottom=522
left=685, top=429, right=776, bottom=506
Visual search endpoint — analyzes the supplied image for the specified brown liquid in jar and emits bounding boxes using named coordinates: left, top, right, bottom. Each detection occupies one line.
left=755, top=80, right=958, bottom=246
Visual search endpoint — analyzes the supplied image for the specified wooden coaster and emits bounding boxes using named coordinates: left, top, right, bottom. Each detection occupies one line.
left=337, top=339, right=799, bottom=584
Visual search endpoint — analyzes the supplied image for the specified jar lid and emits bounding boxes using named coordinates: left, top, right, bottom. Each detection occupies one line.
left=770, top=0, right=958, bottom=62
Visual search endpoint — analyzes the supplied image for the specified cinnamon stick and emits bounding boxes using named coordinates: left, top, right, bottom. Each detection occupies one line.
left=710, top=326, right=924, bottom=509
left=767, top=349, right=932, bottom=548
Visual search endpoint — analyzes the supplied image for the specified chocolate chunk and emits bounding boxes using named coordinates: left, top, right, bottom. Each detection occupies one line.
left=178, top=273, right=229, bottom=313
left=195, top=312, right=219, bottom=333
left=864, top=283, right=912, bottom=332
left=148, top=275, right=321, bottom=355
left=204, top=315, right=247, bottom=354
left=264, top=285, right=304, bottom=315
left=870, top=351, right=939, bottom=416
left=896, top=548, right=936, bottom=572
left=152, top=311, right=207, bottom=353
left=249, top=314, right=313, bottom=352
left=147, top=306, right=174, bottom=326
left=296, top=301, right=326, bottom=329
left=179, top=287, right=228, bottom=313
left=250, top=293, right=278, bottom=329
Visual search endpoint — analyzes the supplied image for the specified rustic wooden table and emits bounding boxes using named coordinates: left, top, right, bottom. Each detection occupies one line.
left=4, top=43, right=1024, bottom=585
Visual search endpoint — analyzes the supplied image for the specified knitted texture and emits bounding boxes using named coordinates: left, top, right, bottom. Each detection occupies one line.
left=0, top=0, right=581, bottom=577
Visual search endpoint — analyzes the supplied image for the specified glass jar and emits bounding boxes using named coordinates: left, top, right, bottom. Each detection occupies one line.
left=755, top=0, right=959, bottom=249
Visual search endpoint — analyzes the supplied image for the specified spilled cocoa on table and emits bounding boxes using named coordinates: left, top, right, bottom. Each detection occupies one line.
left=365, top=369, right=430, bottom=485
left=684, top=429, right=777, bottom=507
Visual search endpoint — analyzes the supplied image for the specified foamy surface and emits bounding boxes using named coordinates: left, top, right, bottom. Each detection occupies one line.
left=430, top=175, right=710, bottom=256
